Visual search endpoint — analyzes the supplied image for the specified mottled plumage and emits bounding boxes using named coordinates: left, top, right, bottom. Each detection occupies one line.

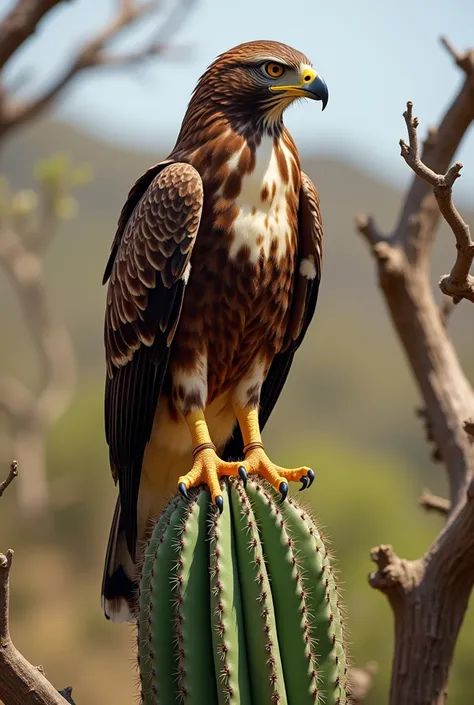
left=102, top=40, right=327, bottom=621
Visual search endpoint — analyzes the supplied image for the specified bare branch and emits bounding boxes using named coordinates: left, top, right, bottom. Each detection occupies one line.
left=441, top=36, right=474, bottom=75
left=392, top=42, right=474, bottom=256
left=0, top=0, right=63, bottom=71
left=400, top=101, right=474, bottom=304
left=439, top=296, right=457, bottom=329
left=0, top=222, right=76, bottom=418
left=0, top=550, right=72, bottom=704
left=0, top=462, right=18, bottom=499
left=356, top=38, right=474, bottom=705
left=419, top=489, right=450, bottom=515
left=0, top=0, right=196, bottom=137
left=355, top=213, right=384, bottom=248
left=358, top=42, right=474, bottom=505
left=0, top=177, right=77, bottom=513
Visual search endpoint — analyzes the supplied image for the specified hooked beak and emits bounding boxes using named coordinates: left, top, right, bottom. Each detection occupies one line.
left=301, top=74, right=329, bottom=110
left=269, top=69, right=329, bottom=110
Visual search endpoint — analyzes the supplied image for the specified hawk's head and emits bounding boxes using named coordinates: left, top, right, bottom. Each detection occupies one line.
left=188, top=40, right=328, bottom=134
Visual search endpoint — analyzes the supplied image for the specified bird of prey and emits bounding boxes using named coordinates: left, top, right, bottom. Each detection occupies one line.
left=101, top=40, right=328, bottom=621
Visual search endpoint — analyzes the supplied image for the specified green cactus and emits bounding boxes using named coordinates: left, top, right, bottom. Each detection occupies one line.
left=137, top=477, right=347, bottom=704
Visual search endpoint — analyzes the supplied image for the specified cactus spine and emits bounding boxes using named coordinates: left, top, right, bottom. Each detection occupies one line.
left=138, top=478, right=347, bottom=704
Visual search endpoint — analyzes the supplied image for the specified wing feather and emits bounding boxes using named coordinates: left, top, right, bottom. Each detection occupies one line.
left=104, top=162, right=203, bottom=554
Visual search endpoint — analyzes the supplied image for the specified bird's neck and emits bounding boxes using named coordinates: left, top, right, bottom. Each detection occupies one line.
left=171, top=97, right=283, bottom=157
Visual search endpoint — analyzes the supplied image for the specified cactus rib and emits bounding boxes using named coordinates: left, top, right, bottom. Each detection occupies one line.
left=144, top=498, right=188, bottom=704
left=174, top=490, right=218, bottom=704
left=210, top=481, right=252, bottom=704
left=230, top=480, right=287, bottom=704
left=248, top=481, right=319, bottom=704
left=138, top=497, right=181, bottom=704
left=280, top=497, right=347, bottom=703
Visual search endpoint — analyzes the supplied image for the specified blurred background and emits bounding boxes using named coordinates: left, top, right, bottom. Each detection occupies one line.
left=0, top=0, right=473, bottom=703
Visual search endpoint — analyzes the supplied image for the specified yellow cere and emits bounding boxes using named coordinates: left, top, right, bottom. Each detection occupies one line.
left=301, top=67, right=318, bottom=86
left=269, top=65, right=318, bottom=93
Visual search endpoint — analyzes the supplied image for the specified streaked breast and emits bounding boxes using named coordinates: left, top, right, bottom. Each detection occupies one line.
left=224, top=133, right=300, bottom=264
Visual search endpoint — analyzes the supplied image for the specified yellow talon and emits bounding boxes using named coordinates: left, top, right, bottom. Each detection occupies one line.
left=179, top=407, right=313, bottom=511
left=235, top=406, right=314, bottom=499
left=242, top=445, right=312, bottom=498
left=177, top=448, right=242, bottom=511
left=179, top=411, right=243, bottom=511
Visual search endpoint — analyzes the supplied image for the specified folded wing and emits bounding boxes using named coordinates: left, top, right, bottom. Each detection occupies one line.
left=104, top=162, right=203, bottom=554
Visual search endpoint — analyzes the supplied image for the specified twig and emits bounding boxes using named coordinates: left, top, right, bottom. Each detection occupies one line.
left=0, top=550, right=72, bottom=704
left=439, top=296, right=457, bottom=328
left=0, top=0, right=197, bottom=138
left=400, top=101, right=474, bottom=304
left=419, top=489, right=451, bottom=515
left=0, top=462, right=18, bottom=498
left=0, top=217, right=76, bottom=513
left=440, top=36, right=474, bottom=75
left=0, top=0, right=63, bottom=71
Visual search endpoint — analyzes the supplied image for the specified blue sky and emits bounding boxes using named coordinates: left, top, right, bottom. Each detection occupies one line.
left=3, top=0, right=474, bottom=198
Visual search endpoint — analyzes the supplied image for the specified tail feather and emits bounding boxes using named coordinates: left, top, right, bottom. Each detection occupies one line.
left=102, top=399, right=236, bottom=622
left=101, top=498, right=136, bottom=622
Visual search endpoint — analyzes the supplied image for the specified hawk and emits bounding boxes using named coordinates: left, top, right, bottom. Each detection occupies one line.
left=102, top=40, right=328, bottom=621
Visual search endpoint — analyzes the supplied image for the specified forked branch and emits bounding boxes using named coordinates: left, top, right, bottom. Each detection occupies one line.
left=419, top=489, right=450, bottom=516
left=400, top=101, right=474, bottom=303
left=0, top=165, right=79, bottom=514
left=0, top=461, right=18, bottom=498
left=0, top=0, right=196, bottom=138
left=0, top=550, right=75, bottom=704
left=0, top=0, right=63, bottom=71
left=356, top=38, right=474, bottom=705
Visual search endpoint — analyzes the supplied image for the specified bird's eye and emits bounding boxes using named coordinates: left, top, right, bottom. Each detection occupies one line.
left=264, top=62, right=285, bottom=78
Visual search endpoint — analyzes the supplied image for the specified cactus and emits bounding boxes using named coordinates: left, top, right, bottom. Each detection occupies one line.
left=137, top=477, right=347, bottom=704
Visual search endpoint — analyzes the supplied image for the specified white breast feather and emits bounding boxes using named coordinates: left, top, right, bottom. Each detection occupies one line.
left=226, top=135, right=296, bottom=263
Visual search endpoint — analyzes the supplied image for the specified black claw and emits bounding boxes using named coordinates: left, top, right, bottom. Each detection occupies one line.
left=307, top=469, right=315, bottom=487
left=215, top=495, right=224, bottom=514
left=238, top=465, right=248, bottom=488
left=178, top=482, right=188, bottom=498
left=279, top=481, right=289, bottom=502
left=299, top=476, right=309, bottom=491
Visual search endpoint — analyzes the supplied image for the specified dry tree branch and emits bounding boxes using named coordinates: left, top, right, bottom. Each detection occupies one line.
left=0, top=0, right=63, bottom=72
left=0, top=550, right=75, bottom=704
left=356, top=38, right=474, bottom=705
left=419, top=488, right=450, bottom=515
left=439, top=295, right=457, bottom=328
left=0, top=175, right=77, bottom=514
left=0, top=0, right=196, bottom=139
left=400, top=101, right=474, bottom=303
left=0, top=461, right=18, bottom=498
